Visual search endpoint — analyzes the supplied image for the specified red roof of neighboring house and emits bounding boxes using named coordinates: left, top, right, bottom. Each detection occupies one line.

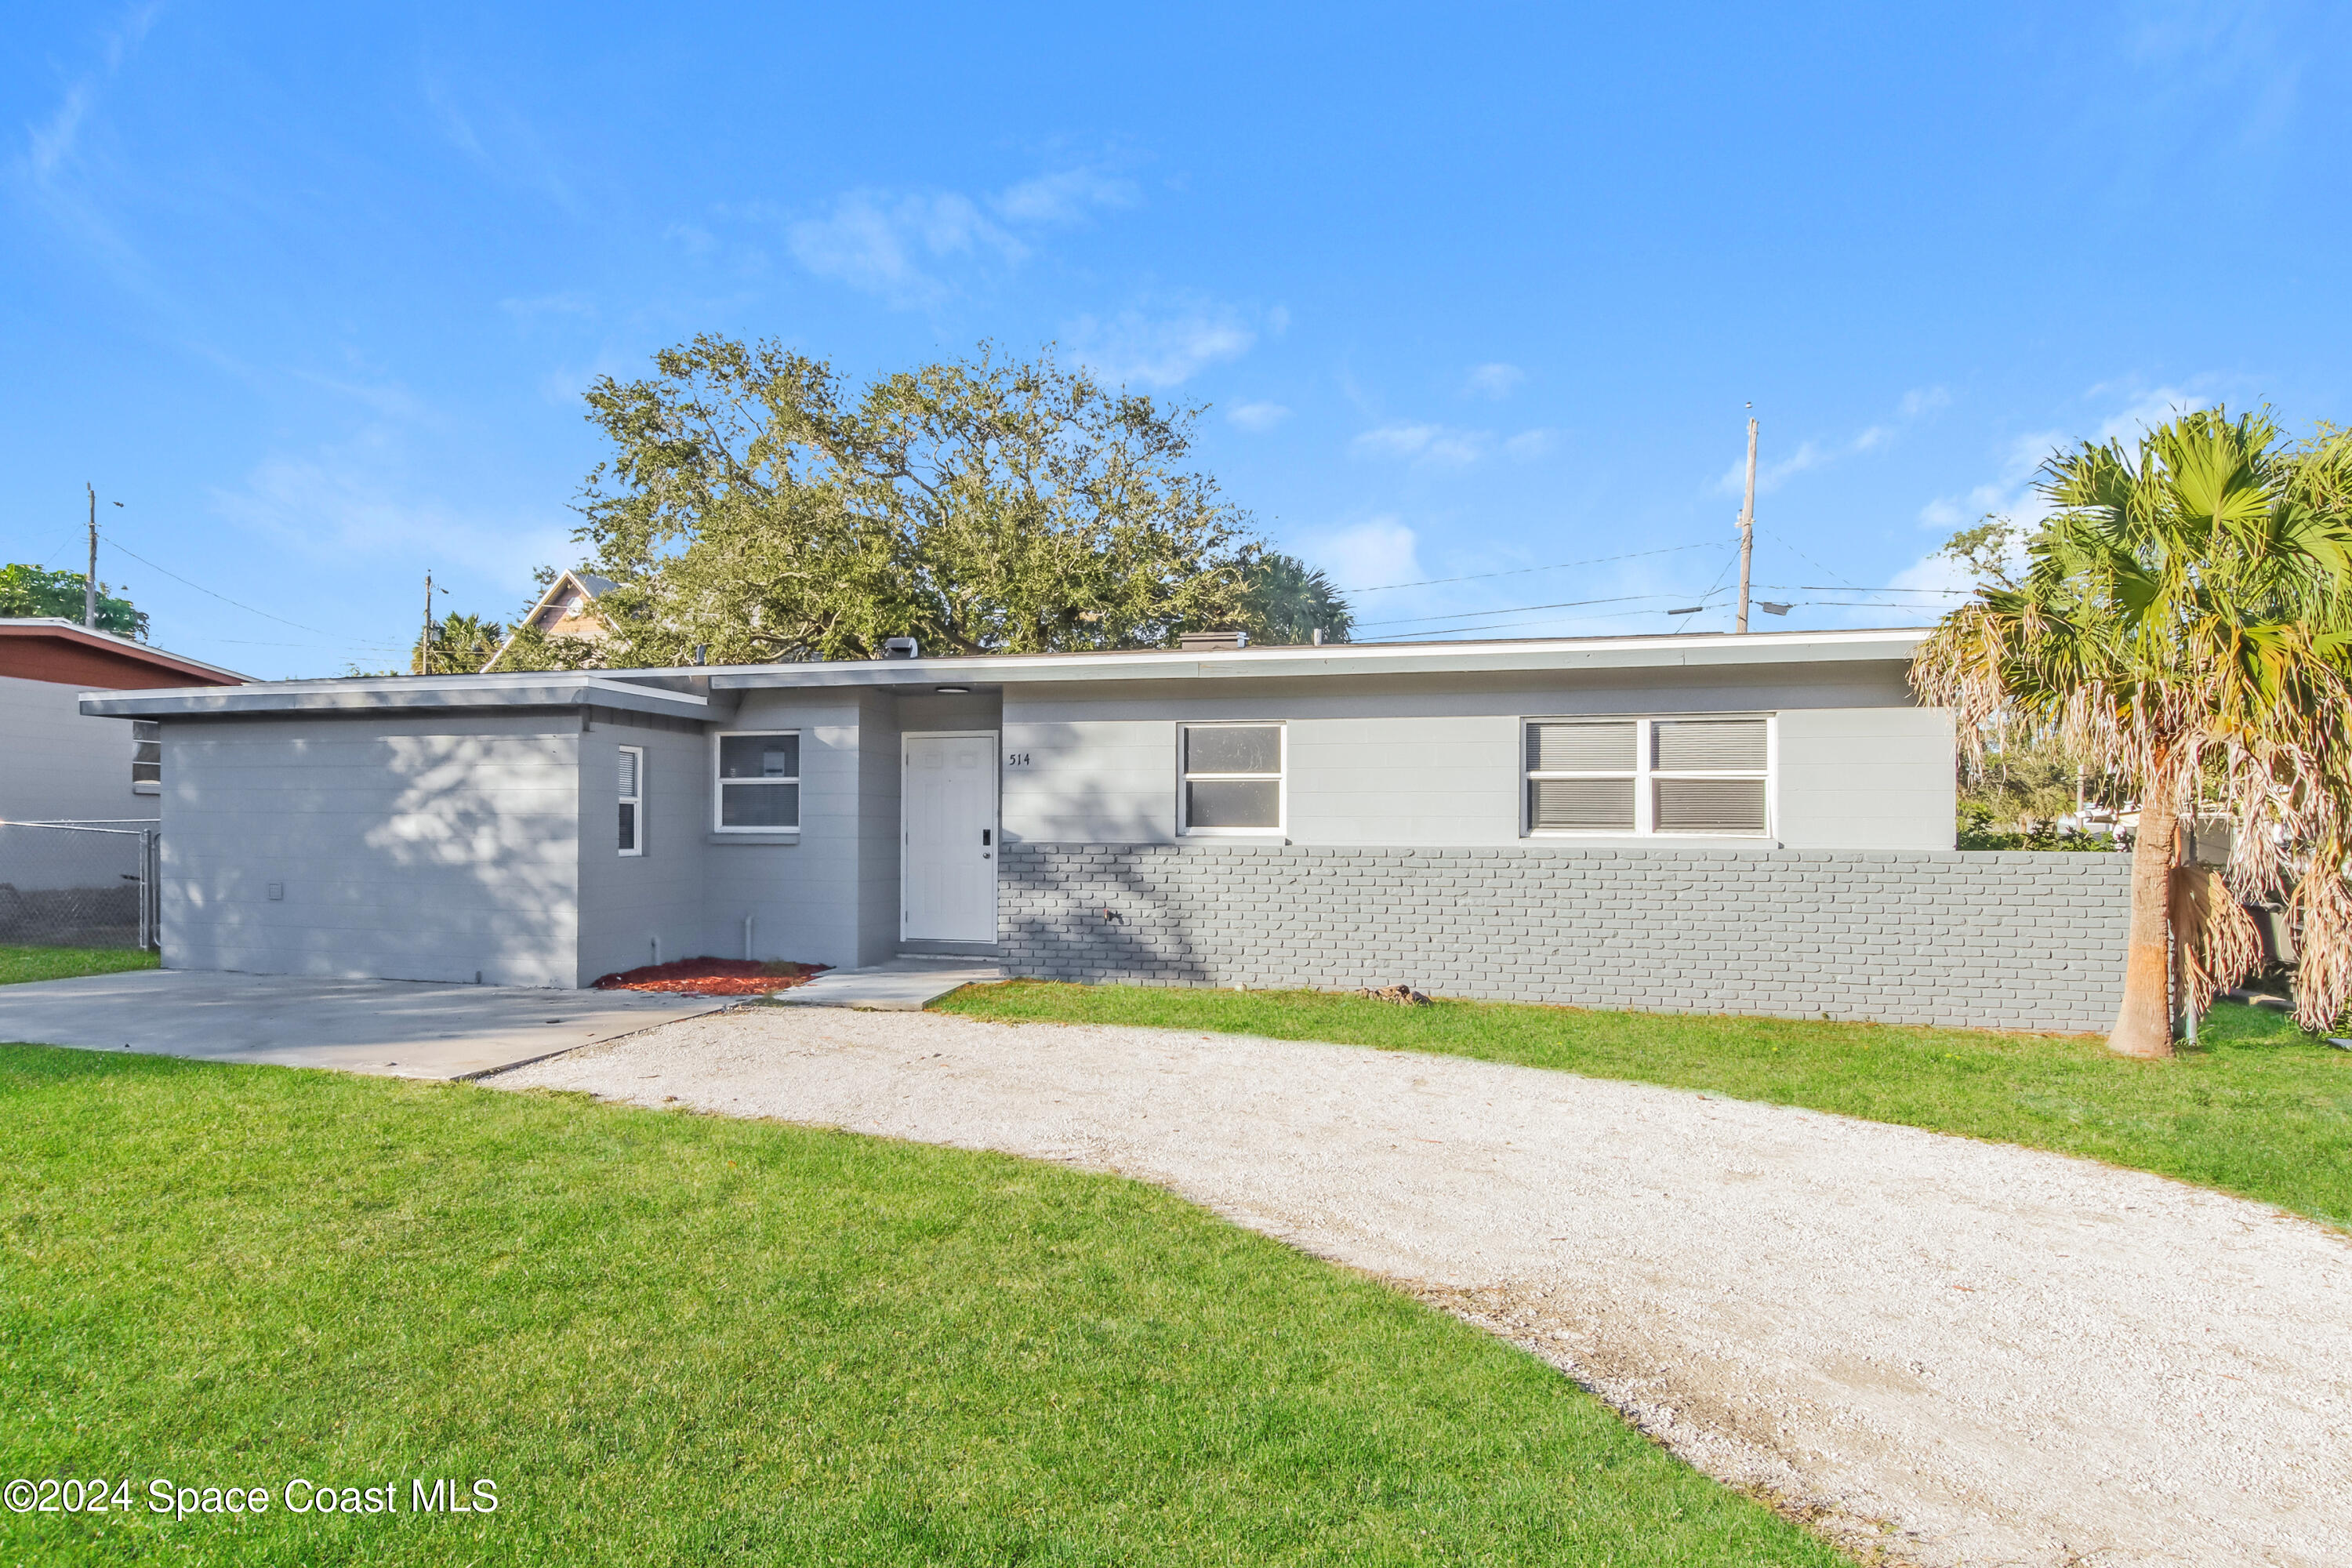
left=0, top=619, right=248, bottom=690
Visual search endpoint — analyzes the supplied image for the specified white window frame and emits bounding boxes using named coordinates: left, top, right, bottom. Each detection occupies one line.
left=711, top=729, right=802, bottom=835
left=1177, top=721, right=1287, bottom=837
left=617, top=745, right=645, bottom=857
left=131, top=719, right=162, bottom=796
left=1523, top=714, right=1774, bottom=838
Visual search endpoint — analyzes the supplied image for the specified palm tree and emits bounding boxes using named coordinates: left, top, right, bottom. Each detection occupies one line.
left=1913, top=409, right=2352, bottom=1055
left=413, top=612, right=507, bottom=675
left=1236, top=554, right=1354, bottom=644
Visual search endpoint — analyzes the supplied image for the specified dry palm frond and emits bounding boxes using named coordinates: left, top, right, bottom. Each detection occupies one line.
left=2170, top=867, right=2263, bottom=1014
left=2287, top=844, right=2352, bottom=1033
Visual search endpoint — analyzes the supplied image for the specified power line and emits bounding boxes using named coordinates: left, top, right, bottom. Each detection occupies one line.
left=1787, top=599, right=1951, bottom=611
left=1377, top=587, right=1739, bottom=642
left=1758, top=528, right=1859, bottom=590
left=103, top=539, right=353, bottom=641
left=1353, top=591, right=1684, bottom=630
left=1338, top=540, right=1722, bottom=593
left=1753, top=583, right=1966, bottom=593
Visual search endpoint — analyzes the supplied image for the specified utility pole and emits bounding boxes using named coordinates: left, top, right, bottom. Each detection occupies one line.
left=419, top=570, right=435, bottom=674
left=85, top=484, right=99, bottom=629
left=1736, top=412, right=1758, bottom=634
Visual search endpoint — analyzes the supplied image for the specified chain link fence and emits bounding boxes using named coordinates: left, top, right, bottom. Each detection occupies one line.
left=0, top=822, right=158, bottom=950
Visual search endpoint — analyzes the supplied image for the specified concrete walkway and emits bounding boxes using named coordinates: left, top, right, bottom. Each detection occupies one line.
left=0, top=969, right=733, bottom=1079
left=767, top=956, right=1004, bottom=1011
left=502, top=1007, right=2352, bottom=1568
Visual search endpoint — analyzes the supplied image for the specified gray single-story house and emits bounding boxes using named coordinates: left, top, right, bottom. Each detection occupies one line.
left=82, top=627, right=2132, bottom=1031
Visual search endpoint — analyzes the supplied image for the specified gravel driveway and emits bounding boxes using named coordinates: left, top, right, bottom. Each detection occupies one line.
left=497, top=1007, right=2352, bottom=1568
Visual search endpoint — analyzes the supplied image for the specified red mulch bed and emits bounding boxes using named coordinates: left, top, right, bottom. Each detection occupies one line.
left=590, top=957, right=829, bottom=996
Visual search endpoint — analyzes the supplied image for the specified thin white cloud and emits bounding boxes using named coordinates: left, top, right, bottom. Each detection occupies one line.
left=1715, top=386, right=1950, bottom=495
left=2095, top=386, right=2207, bottom=445
left=1068, top=303, right=1256, bottom=388
left=1465, top=362, right=1526, bottom=400
left=1228, top=401, right=1290, bottom=433
left=991, top=168, right=1136, bottom=224
left=499, top=291, right=596, bottom=321
left=1352, top=423, right=1492, bottom=466
left=211, top=428, right=568, bottom=581
left=2124, top=0, right=2301, bottom=147
left=1909, top=383, right=2214, bottom=550
left=786, top=190, right=1023, bottom=309
left=1503, top=429, right=1555, bottom=461
left=25, top=83, right=92, bottom=183
left=1305, top=517, right=1421, bottom=591
left=782, top=166, right=1140, bottom=309
left=16, top=2, right=163, bottom=188
left=419, top=71, right=583, bottom=216
left=1899, top=385, right=1952, bottom=419
left=1719, top=437, right=1829, bottom=495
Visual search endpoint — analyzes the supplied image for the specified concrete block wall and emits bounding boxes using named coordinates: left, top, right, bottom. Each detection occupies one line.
left=161, top=714, right=582, bottom=988
left=999, top=844, right=2134, bottom=1033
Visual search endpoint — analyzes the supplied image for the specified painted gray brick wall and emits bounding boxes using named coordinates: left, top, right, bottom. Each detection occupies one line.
left=1000, top=844, right=2134, bottom=1033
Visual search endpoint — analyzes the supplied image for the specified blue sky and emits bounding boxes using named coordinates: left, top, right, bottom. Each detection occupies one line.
left=6, top=2, right=2347, bottom=676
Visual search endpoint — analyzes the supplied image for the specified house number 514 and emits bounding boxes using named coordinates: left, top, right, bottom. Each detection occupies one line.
left=1006, top=752, right=1033, bottom=768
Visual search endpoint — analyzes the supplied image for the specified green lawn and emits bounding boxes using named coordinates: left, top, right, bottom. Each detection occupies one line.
left=937, top=983, right=2352, bottom=1229
left=0, top=944, right=159, bottom=985
left=0, top=1044, right=1843, bottom=1567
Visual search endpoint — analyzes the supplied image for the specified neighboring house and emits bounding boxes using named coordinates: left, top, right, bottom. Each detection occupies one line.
left=483, top=569, right=616, bottom=670
left=83, top=627, right=2132, bottom=1030
left=1, top=619, right=245, bottom=823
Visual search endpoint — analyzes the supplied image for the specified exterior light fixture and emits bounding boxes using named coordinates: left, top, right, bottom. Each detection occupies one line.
left=935, top=684, right=971, bottom=695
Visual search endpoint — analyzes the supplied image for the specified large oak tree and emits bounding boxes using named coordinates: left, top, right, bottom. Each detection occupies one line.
left=533, top=338, right=1345, bottom=668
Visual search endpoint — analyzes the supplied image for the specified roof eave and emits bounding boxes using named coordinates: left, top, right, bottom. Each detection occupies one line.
left=79, top=675, right=710, bottom=721
left=703, top=626, right=1933, bottom=690
left=0, top=618, right=250, bottom=684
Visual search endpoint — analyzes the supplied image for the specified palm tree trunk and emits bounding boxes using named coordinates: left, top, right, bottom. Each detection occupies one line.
left=2109, top=785, right=2180, bottom=1058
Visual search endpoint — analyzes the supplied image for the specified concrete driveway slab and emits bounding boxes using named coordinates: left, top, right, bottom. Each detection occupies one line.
left=0, top=968, right=735, bottom=1080
left=764, top=956, right=1004, bottom=1011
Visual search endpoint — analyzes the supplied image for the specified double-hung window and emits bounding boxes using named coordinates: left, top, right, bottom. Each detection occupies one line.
left=617, top=746, right=644, bottom=855
left=713, top=731, right=800, bottom=832
left=1524, top=716, right=1769, bottom=837
left=1178, top=723, right=1283, bottom=834
left=131, top=720, right=162, bottom=794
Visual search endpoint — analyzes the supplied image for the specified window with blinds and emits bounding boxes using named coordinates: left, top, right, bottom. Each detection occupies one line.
left=1524, top=720, right=1636, bottom=831
left=1524, top=716, right=1769, bottom=837
left=617, top=746, right=644, bottom=855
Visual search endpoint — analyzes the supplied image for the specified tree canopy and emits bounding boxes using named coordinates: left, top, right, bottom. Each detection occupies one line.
left=0, top=564, right=147, bottom=640
left=1914, top=408, right=2352, bottom=1047
left=537, top=338, right=1347, bottom=667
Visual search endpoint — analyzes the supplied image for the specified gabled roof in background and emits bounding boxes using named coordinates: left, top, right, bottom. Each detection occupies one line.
left=483, top=568, right=617, bottom=671
left=0, top=619, right=248, bottom=690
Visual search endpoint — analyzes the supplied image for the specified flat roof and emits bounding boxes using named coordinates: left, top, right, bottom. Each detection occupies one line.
left=80, top=626, right=1930, bottom=718
left=80, top=671, right=711, bottom=720
left=703, top=626, right=1929, bottom=688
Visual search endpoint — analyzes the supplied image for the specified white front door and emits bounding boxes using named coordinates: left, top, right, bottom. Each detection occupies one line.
left=902, top=731, right=999, bottom=942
